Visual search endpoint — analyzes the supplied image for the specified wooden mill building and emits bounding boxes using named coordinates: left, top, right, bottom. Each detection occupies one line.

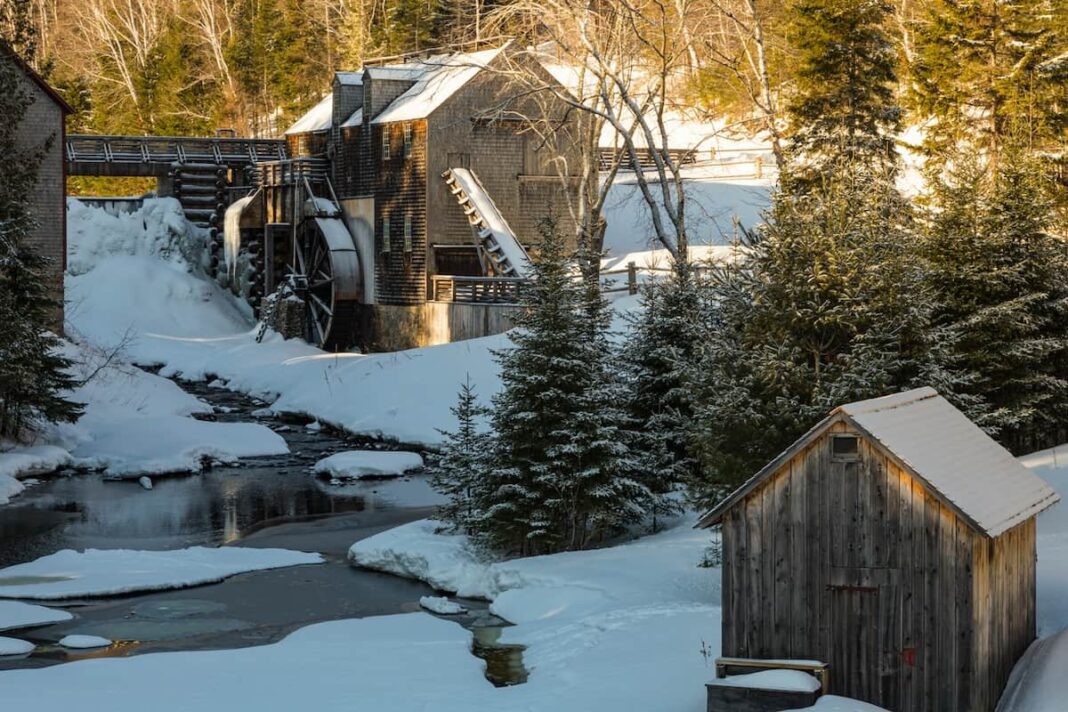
left=284, top=43, right=585, bottom=350
left=3, top=43, right=73, bottom=332
left=697, top=387, right=1061, bottom=712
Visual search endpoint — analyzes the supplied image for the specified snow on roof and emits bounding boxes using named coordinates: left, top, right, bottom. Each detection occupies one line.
left=285, top=93, right=333, bottom=135
left=341, top=108, right=363, bottom=128
left=370, top=46, right=507, bottom=125
left=335, top=71, right=363, bottom=86
left=840, top=388, right=1060, bottom=537
left=698, top=387, right=1060, bottom=537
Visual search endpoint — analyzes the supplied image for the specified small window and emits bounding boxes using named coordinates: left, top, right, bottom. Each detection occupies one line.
left=403, top=124, right=413, bottom=158
left=381, top=216, right=391, bottom=253
left=831, top=434, right=860, bottom=461
left=382, top=130, right=391, bottom=161
left=403, top=214, right=413, bottom=252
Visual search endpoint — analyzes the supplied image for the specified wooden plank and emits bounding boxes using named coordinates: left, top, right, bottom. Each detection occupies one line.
left=773, top=466, right=792, bottom=655
left=955, top=518, right=972, bottom=712
left=745, top=491, right=763, bottom=658
left=922, top=490, right=939, bottom=712
left=761, top=479, right=775, bottom=657
left=790, top=456, right=809, bottom=658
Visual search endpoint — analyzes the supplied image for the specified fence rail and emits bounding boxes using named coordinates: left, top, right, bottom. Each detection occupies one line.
left=430, top=275, right=529, bottom=304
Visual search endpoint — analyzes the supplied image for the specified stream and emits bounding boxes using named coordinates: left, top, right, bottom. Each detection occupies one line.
left=0, top=378, right=524, bottom=684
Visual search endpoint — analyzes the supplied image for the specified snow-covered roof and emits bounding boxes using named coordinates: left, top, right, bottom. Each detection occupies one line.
left=284, top=94, right=333, bottom=135
left=341, top=108, right=363, bottom=128
left=335, top=71, right=363, bottom=86
left=370, top=46, right=507, bottom=125
left=697, top=387, right=1061, bottom=537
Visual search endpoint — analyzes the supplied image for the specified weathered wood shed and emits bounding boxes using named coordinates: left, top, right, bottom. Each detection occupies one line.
left=697, top=387, right=1061, bottom=712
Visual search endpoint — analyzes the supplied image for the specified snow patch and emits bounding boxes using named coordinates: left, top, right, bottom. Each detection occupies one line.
left=710, top=669, right=821, bottom=693
left=59, top=634, right=112, bottom=649
left=0, top=547, right=323, bottom=600
left=313, top=450, right=424, bottom=480
left=0, top=601, right=73, bottom=632
left=419, top=596, right=467, bottom=615
left=0, top=637, right=34, bottom=656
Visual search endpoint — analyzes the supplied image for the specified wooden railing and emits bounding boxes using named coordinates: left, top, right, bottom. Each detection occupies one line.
left=66, top=134, right=287, bottom=169
left=430, top=276, right=529, bottom=304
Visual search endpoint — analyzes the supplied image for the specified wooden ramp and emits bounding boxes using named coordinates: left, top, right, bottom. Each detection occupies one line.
left=442, top=168, right=532, bottom=278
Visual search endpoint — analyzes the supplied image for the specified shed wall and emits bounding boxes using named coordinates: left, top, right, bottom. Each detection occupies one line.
left=719, top=421, right=1033, bottom=712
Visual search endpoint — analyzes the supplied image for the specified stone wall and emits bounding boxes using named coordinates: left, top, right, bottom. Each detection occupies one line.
left=361, top=301, right=518, bottom=352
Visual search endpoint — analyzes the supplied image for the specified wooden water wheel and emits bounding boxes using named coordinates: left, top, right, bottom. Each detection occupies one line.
left=289, top=213, right=362, bottom=350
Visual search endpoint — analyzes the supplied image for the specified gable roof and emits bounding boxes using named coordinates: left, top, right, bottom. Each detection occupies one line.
left=1, top=42, right=74, bottom=114
left=369, top=45, right=507, bottom=125
left=696, top=387, right=1061, bottom=538
left=284, top=93, right=333, bottom=135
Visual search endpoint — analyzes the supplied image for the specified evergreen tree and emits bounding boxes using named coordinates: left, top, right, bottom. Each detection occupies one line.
left=786, top=0, right=901, bottom=183
left=480, top=215, right=649, bottom=555
left=920, top=147, right=1068, bottom=452
left=685, top=173, right=955, bottom=508
left=621, top=263, right=703, bottom=525
left=429, top=376, right=491, bottom=533
left=0, top=52, right=82, bottom=438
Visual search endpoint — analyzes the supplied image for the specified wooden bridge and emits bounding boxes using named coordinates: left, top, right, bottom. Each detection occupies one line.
left=66, top=134, right=288, bottom=177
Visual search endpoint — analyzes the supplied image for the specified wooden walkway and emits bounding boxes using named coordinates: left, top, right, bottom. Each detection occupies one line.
left=66, top=134, right=287, bottom=177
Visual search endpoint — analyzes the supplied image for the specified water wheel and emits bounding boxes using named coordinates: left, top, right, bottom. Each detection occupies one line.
left=290, top=213, right=362, bottom=350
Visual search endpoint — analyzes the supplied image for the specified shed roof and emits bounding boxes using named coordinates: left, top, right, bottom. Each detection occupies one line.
left=696, top=387, right=1060, bottom=538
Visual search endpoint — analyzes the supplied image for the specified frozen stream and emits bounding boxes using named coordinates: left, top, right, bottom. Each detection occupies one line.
left=0, top=379, right=511, bottom=674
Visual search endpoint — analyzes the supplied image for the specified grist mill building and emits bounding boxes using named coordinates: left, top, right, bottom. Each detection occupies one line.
left=698, top=387, right=1060, bottom=712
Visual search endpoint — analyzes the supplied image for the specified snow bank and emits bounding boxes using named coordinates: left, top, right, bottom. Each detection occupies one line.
left=313, top=450, right=424, bottom=479
left=0, top=445, right=71, bottom=479
left=419, top=595, right=466, bottom=614
left=0, top=475, right=24, bottom=506
left=786, top=697, right=889, bottom=712
left=71, top=416, right=288, bottom=477
left=0, top=547, right=323, bottom=600
left=1021, top=444, right=1068, bottom=636
left=0, top=601, right=73, bottom=632
left=59, top=635, right=112, bottom=649
left=0, top=637, right=34, bottom=656
left=0, top=614, right=496, bottom=711
left=351, top=516, right=721, bottom=711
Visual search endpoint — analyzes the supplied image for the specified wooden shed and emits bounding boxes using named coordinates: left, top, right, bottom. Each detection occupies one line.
left=696, top=387, right=1060, bottom=712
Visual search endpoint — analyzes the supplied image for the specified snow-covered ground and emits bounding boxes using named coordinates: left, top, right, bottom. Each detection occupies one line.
left=0, top=547, right=322, bottom=600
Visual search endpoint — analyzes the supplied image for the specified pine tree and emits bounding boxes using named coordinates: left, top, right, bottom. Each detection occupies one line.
left=786, top=0, right=901, bottom=183
left=621, top=263, right=703, bottom=525
left=480, top=215, right=649, bottom=555
left=920, top=147, right=1068, bottom=452
left=429, top=376, right=491, bottom=534
left=0, top=51, right=82, bottom=438
left=685, top=174, right=954, bottom=508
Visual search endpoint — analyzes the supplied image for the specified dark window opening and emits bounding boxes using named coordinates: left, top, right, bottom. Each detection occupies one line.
left=832, top=434, right=860, bottom=460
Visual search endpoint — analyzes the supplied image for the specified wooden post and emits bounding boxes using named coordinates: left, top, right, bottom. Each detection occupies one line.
left=627, top=261, right=638, bottom=295
left=754, top=155, right=763, bottom=179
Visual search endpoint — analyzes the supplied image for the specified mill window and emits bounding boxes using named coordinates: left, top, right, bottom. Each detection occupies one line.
left=403, top=124, right=413, bottom=158
left=381, top=216, right=391, bottom=253
left=382, top=130, right=391, bottom=161
left=831, top=434, right=860, bottom=461
left=403, top=214, right=413, bottom=252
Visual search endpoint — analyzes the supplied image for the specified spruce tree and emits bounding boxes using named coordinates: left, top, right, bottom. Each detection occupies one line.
left=0, top=50, right=82, bottom=438
left=480, top=215, right=649, bottom=555
left=621, top=263, right=703, bottom=525
left=429, top=376, right=491, bottom=534
left=920, top=147, right=1068, bottom=452
left=786, top=0, right=901, bottom=183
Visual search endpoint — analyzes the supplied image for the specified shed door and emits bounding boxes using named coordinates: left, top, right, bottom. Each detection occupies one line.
left=828, top=582, right=901, bottom=710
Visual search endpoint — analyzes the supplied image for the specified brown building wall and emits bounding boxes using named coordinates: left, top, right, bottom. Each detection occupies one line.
left=14, top=67, right=66, bottom=332
left=719, top=421, right=1037, bottom=712
left=373, top=120, right=427, bottom=305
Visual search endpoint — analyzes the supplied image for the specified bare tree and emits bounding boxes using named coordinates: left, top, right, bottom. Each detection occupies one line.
left=489, top=0, right=707, bottom=266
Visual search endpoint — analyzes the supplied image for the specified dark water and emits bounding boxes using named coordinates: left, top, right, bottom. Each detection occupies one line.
left=0, top=378, right=527, bottom=683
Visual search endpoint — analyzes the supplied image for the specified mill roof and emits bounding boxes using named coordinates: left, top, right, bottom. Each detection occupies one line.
left=284, top=45, right=509, bottom=135
left=1, top=42, right=74, bottom=114
left=696, top=387, right=1060, bottom=538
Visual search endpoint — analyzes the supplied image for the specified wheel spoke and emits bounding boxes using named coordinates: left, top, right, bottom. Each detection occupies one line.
left=309, top=291, right=334, bottom=317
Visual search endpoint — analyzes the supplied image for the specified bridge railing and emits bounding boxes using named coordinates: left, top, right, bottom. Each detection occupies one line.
left=66, top=134, right=288, bottom=167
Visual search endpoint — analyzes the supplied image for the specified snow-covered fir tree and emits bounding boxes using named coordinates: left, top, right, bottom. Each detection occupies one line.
left=480, top=215, right=649, bottom=555
left=921, top=147, right=1068, bottom=453
left=0, top=46, right=81, bottom=439
left=428, top=375, right=491, bottom=534
left=621, top=261, right=704, bottom=524
left=685, top=166, right=960, bottom=508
